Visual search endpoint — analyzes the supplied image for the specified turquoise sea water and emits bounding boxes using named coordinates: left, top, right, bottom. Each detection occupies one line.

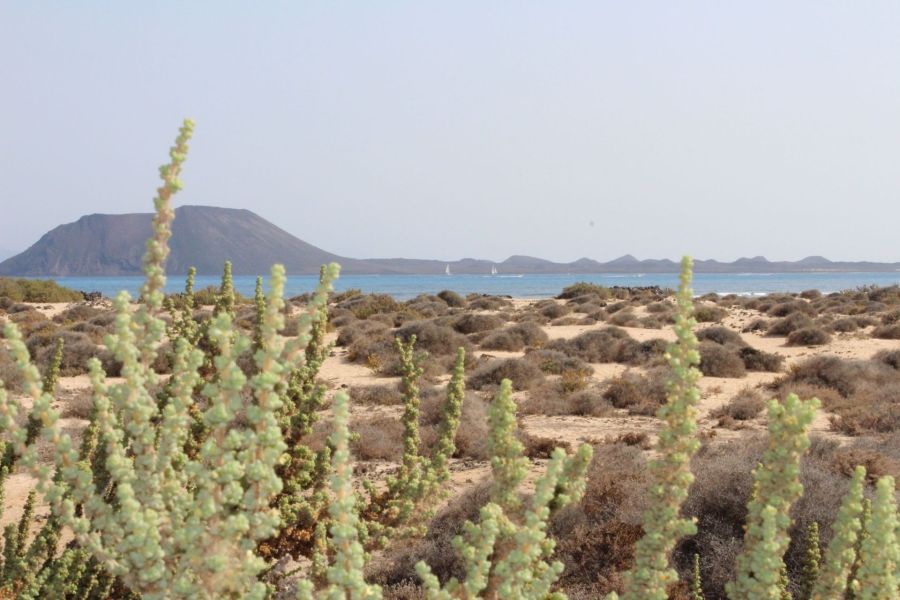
left=43, top=271, right=900, bottom=300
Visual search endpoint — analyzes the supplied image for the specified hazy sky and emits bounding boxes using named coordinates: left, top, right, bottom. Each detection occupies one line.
left=2, top=2, right=900, bottom=263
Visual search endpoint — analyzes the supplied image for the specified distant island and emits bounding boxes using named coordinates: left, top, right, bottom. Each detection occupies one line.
left=2, top=205, right=898, bottom=277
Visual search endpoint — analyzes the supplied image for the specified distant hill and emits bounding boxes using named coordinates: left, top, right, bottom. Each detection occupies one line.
left=2, top=206, right=899, bottom=276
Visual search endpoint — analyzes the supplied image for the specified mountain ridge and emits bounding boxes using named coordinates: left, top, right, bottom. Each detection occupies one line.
left=2, top=206, right=899, bottom=276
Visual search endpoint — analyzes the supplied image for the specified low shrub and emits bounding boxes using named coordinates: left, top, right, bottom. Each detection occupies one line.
left=829, top=317, right=861, bottom=332
left=465, top=295, right=512, bottom=310
left=419, top=387, right=490, bottom=460
left=338, top=293, right=401, bottom=320
left=558, top=282, right=611, bottom=300
left=775, top=355, right=877, bottom=398
left=602, top=368, right=668, bottom=415
left=468, top=357, right=544, bottom=391
left=436, top=290, right=466, bottom=307
left=607, top=310, right=640, bottom=327
left=351, top=414, right=404, bottom=461
left=539, top=302, right=572, bottom=319
left=711, top=387, right=766, bottom=422
left=696, top=326, right=745, bottom=347
left=552, top=443, right=650, bottom=594
left=786, top=327, right=832, bottom=346
left=742, top=318, right=769, bottom=333
left=0, top=349, right=23, bottom=391
left=480, top=322, right=548, bottom=351
left=872, top=324, right=900, bottom=339
left=545, top=327, right=664, bottom=366
left=698, top=342, right=746, bottom=378
left=369, top=481, right=493, bottom=587
left=767, top=313, right=814, bottom=336
left=774, top=356, right=900, bottom=434
left=739, top=346, right=784, bottom=372
left=349, top=384, right=400, bottom=406
left=452, top=312, right=504, bottom=334
left=874, top=349, right=900, bottom=370
left=568, top=388, right=616, bottom=417
left=0, top=277, right=83, bottom=302
left=525, top=348, right=593, bottom=375
left=52, top=303, right=106, bottom=324
left=767, top=300, right=815, bottom=318
left=58, top=388, right=95, bottom=419
left=646, top=301, right=673, bottom=314
left=8, top=309, right=51, bottom=337
left=25, top=329, right=104, bottom=376
left=555, top=316, right=586, bottom=326
left=693, top=303, right=727, bottom=323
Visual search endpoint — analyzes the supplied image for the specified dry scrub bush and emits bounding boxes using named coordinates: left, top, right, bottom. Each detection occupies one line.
left=768, top=313, right=814, bottom=336
left=525, top=348, right=593, bottom=376
left=466, top=295, right=512, bottom=311
left=545, top=327, right=666, bottom=366
left=419, top=387, right=490, bottom=460
left=602, top=368, right=669, bottom=416
left=480, top=322, right=547, bottom=352
left=768, top=301, right=815, bottom=318
left=522, top=380, right=614, bottom=417
left=698, top=342, right=747, bottom=378
left=774, top=356, right=900, bottom=434
left=786, top=327, right=832, bottom=347
left=436, top=290, right=466, bottom=308
left=710, top=388, right=766, bottom=423
left=874, top=349, right=900, bottom=370
left=350, top=384, right=400, bottom=406
left=739, top=347, right=784, bottom=372
left=552, top=443, right=651, bottom=595
left=468, top=357, right=544, bottom=391
left=697, top=326, right=744, bottom=346
left=872, top=324, right=900, bottom=339
left=452, top=313, right=505, bottom=334
left=395, top=321, right=472, bottom=358
left=693, top=303, right=727, bottom=323
left=352, top=416, right=405, bottom=461
left=608, top=310, right=640, bottom=327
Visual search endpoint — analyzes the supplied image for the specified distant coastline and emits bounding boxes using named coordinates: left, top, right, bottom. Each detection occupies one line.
left=32, top=271, right=900, bottom=302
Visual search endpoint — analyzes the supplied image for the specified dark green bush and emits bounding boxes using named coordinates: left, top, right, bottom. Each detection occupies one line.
left=0, top=277, right=83, bottom=302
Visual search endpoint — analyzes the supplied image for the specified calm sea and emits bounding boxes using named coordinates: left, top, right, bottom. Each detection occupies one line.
left=43, top=271, right=900, bottom=301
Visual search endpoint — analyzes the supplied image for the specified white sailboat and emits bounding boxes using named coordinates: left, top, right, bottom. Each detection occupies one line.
left=491, top=265, right=498, bottom=275
left=445, top=264, right=451, bottom=276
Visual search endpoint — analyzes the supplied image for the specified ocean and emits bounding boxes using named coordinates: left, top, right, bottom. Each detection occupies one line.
left=43, top=271, right=900, bottom=301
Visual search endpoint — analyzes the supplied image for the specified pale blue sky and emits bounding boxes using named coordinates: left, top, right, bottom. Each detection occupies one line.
left=2, top=2, right=900, bottom=263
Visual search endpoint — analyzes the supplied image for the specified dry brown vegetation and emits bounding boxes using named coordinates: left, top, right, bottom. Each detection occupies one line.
left=4, top=282, right=900, bottom=597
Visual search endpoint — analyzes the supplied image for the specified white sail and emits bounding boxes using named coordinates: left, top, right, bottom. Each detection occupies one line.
left=491, top=265, right=498, bottom=275
left=445, top=264, right=451, bottom=275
